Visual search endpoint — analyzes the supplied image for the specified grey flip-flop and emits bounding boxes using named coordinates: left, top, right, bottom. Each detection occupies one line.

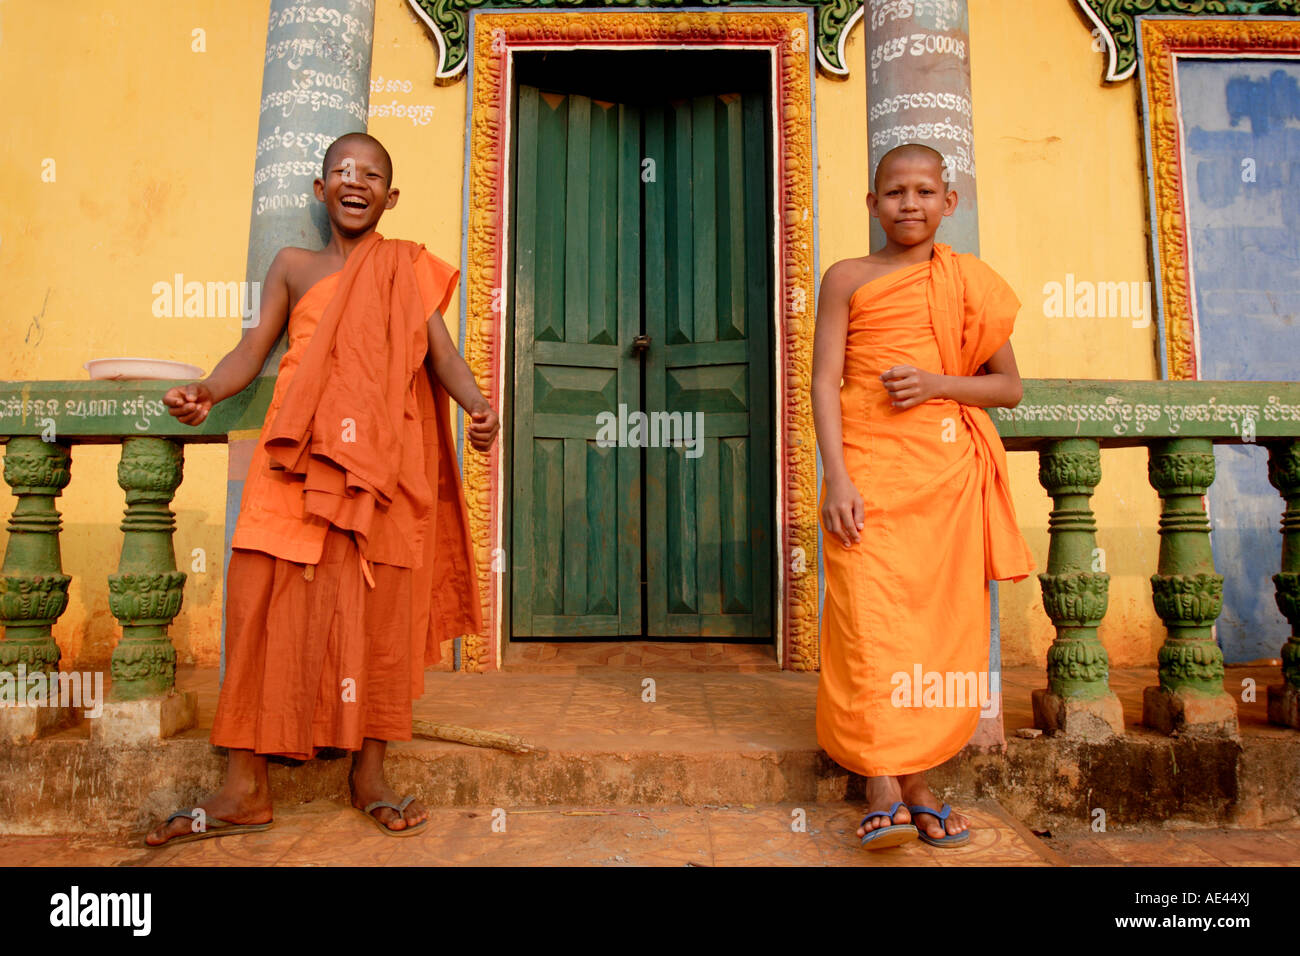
left=359, top=795, right=428, bottom=837
left=144, top=809, right=273, bottom=848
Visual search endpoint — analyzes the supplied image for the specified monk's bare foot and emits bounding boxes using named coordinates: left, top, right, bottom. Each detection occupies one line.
left=349, top=738, right=428, bottom=832
left=855, top=775, right=910, bottom=838
left=144, top=749, right=272, bottom=847
left=897, top=772, right=969, bottom=841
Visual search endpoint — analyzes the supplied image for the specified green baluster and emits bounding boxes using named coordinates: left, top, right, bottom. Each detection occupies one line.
left=1031, top=439, right=1124, bottom=738
left=1267, top=439, right=1300, bottom=729
left=0, top=438, right=73, bottom=735
left=107, top=438, right=187, bottom=701
left=1142, top=438, right=1237, bottom=736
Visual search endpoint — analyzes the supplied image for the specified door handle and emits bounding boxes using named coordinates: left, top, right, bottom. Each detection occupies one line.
left=631, top=334, right=652, bottom=354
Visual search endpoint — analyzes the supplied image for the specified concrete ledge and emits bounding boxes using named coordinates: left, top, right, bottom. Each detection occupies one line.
left=0, top=705, right=78, bottom=745
left=1142, top=686, right=1239, bottom=737
left=2, top=726, right=1296, bottom=839
left=1268, top=683, right=1300, bottom=730
left=1031, top=689, right=1125, bottom=740
left=91, top=691, right=198, bottom=747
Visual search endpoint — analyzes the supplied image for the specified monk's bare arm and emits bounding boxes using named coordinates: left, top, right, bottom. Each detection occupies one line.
left=205, top=251, right=293, bottom=401
left=426, top=309, right=500, bottom=452
left=938, top=340, right=1023, bottom=408
left=880, top=340, right=1023, bottom=410
left=163, top=250, right=293, bottom=425
left=812, top=262, right=864, bottom=546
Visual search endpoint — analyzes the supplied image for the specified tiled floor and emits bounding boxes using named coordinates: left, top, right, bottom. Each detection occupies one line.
left=2, top=800, right=1054, bottom=867
left=3, top=801, right=1295, bottom=867
left=1040, top=825, right=1300, bottom=866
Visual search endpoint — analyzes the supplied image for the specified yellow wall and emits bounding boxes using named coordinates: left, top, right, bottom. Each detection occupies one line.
left=0, top=1, right=268, bottom=668
left=968, top=0, right=1163, bottom=667
left=2, top=0, right=1164, bottom=672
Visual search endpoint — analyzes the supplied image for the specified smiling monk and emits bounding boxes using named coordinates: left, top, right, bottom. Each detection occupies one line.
left=811, top=144, right=1035, bottom=850
left=146, top=133, right=499, bottom=846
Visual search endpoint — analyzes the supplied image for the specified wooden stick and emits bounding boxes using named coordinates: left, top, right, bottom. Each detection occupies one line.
left=411, top=719, right=542, bottom=754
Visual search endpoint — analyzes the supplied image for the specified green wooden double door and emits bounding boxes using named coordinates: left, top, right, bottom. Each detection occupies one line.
left=510, top=85, right=774, bottom=640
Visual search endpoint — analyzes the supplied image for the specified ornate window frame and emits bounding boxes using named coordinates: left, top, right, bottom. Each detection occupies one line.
left=1077, top=0, right=1300, bottom=83
left=1137, top=16, right=1300, bottom=379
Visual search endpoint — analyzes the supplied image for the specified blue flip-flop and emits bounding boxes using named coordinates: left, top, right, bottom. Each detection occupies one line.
left=907, top=804, right=971, bottom=847
left=859, top=801, right=920, bottom=849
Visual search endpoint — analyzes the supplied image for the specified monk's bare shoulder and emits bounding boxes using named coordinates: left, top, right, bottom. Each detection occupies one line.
left=274, top=246, right=346, bottom=311
left=823, top=254, right=911, bottom=309
left=820, top=256, right=876, bottom=308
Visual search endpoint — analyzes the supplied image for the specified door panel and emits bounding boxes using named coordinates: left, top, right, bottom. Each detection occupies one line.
left=644, top=92, right=774, bottom=638
left=511, top=84, right=772, bottom=641
left=511, top=86, right=642, bottom=637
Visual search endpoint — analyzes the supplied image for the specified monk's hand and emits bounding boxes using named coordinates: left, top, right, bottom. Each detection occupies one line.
left=821, top=478, right=865, bottom=548
left=880, top=365, right=941, bottom=410
left=467, top=400, right=499, bottom=452
left=163, top=382, right=214, bottom=426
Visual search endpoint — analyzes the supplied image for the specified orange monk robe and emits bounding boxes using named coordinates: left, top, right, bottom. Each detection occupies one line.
left=816, top=242, right=1035, bottom=778
left=214, top=233, right=483, bottom=759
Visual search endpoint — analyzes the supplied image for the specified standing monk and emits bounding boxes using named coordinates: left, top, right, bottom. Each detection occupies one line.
left=146, top=132, right=498, bottom=845
left=811, top=144, right=1035, bottom=849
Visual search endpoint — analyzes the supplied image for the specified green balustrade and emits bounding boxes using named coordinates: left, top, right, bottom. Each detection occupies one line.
left=107, top=438, right=187, bottom=701
left=1142, top=438, right=1236, bottom=735
left=0, top=438, right=72, bottom=681
left=1037, top=440, right=1111, bottom=697
left=2, top=378, right=1299, bottom=737
left=1032, top=439, right=1124, bottom=737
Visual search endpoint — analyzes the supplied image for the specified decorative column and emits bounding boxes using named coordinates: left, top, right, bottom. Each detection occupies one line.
left=0, top=438, right=76, bottom=742
left=1032, top=439, right=1124, bottom=738
left=1267, top=439, right=1300, bottom=728
left=96, top=438, right=196, bottom=744
left=1142, top=438, right=1237, bottom=736
left=223, top=0, right=376, bottom=674
left=865, top=0, right=978, bottom=252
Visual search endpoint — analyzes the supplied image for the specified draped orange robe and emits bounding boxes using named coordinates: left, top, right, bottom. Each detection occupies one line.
left=213, top=234, right=483, bottom=759
left=816, top=242, right=1035, bottom=777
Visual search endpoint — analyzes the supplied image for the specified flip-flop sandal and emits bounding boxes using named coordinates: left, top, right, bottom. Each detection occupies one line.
left=144, top=810, right=273, bottom=848
left=907, top=804, right=972, bottom=847
left=359, top=795, right=429, bottom=837
left=859, top=800, right=920, bottom=849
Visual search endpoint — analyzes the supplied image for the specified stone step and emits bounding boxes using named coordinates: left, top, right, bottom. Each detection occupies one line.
left=0, top=667, right=1296, bottom=838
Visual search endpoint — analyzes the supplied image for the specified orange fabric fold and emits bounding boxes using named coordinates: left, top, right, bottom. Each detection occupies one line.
left=230, top=234, right=483, bottom=685
left=262, top=231, right=431, bottom=568
left=212, top=528, right=417, bottom=759
left=926, top=242, right=1036, bottom=584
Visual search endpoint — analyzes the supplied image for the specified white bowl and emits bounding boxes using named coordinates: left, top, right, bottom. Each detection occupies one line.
left=83, top=358, right=205, bottom=381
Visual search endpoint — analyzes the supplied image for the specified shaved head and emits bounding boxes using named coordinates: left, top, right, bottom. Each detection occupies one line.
left=873, top=143, right=949, bottom=194
left=321, top=132, right=394, bottom=186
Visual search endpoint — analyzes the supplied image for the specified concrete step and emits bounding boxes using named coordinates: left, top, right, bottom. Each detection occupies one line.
left=0, top=667, right=1297, bottom=838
